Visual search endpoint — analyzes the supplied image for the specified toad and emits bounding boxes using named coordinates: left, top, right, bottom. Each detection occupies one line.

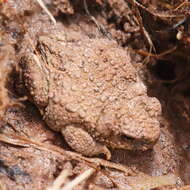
left=20, top=31, right=161, bottom=159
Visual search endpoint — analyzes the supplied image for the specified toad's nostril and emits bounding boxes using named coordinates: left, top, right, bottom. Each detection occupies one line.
left=121, top=134, right=135, bottom=141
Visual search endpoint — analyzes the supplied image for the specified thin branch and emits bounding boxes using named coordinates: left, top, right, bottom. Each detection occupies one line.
left=133, top=0, right=184, bottom=18
left=0, top=133, right=132, bottom=174
left=83, top=0, right=113, bottom=40
left=47, top=170, right=69, bottom=190
left=126, top=0, right=155, bottom=61
left=36, top=0, right=56, bottom=25
left=137, top=46, right=177, bottom=58
left=61, top=168, right=95, bottom=190
left=174, top=2, right=190, bottom=11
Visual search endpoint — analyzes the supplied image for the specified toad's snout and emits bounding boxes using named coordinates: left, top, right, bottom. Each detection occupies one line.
left=119, top=96, right=161, bottom=150
left=121, top=118, right=160, bottom=144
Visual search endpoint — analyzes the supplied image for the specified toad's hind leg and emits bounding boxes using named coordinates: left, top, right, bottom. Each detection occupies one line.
left=61, top=125, right=111, bottom=159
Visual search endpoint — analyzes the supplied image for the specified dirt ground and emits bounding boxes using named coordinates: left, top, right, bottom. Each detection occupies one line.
left=0, top=0, right=190, bottom=190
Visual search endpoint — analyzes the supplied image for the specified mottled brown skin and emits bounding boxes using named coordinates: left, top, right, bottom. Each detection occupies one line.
left=20, top=31, right=161, bottom=159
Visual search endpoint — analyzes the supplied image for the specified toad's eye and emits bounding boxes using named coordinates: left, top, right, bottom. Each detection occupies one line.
left=121, top=134, right=135, bottom=141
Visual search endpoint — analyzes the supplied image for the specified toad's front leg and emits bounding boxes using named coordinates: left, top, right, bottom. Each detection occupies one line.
left=61, top=125, right=111, bottom=159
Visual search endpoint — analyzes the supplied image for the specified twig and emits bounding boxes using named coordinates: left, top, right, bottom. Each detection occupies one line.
left=0, top=133, right=132, bottom=174
left=36, top=0, right=56, bottom=25
left=132, top=0, right=184, bottom=18
left=0, top=133, right=30, bottom=147
left=180, top=185, right=190, bottom=190
left=61, top=168, right=95, bottom=190
left=126, top=0, right=155, bottom=61
left=174, top=2, right=190, bottom=11
left=47, top=170, right=69, bottom=190
left=0, top=180, right=6, bottom=190
left=137, top=46, right=177, bottom=58
left=83, top=0, right=112, bottom=40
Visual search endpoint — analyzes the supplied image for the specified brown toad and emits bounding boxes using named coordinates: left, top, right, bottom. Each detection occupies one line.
left=20, top=31, right=161, bottom=159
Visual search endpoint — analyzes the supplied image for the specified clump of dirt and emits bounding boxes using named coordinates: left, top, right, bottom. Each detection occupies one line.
left=0, top=61, right=9, bottom=117
left=0, top=20, right=17, bottom=119
left=0, top=0, right=190, bottom=190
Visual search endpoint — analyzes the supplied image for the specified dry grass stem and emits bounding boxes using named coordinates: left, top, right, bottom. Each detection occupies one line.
left=126, top=0, right=155, bottom=61
left=36, top=0, right=56, bottom=25
left=0, top=133, right=30, bottom=147
left=47, top=170, right=69, bottom=190
left=0, top=133, right=132, bottom=174
left=179, top=185, right=190, bottom=190
left=83, top=0, right=112, bottom=40
left=61, top=168, right=95, bottom=190
left=0, top=181, right=6, bottom=190
left=174, top=2, right=190, bottom=11
left=137, top=46, right=177, bottom=58
left=131, top=174, right=178, bottom=190
left=132, top=0, right=184, bottom=18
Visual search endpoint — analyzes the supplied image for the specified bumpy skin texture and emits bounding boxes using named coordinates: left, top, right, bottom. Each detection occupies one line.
left=20, top=31, right=161, bottom=158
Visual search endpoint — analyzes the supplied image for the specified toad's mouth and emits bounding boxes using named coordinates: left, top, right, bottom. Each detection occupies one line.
left=98, top=134, right=157, bottom=151
left=120, top=134, right=156, bottom=150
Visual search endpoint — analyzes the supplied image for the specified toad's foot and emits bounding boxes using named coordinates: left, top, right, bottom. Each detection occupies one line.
left=61, top=125, right=111, bottom=159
